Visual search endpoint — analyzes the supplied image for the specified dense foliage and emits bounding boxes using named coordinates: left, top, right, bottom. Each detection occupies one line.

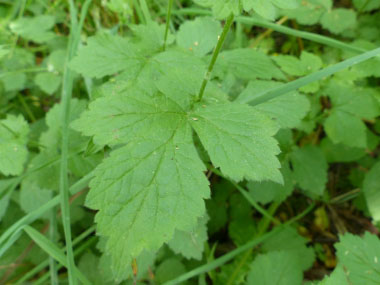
left=1, top=0, right=380, bottom=284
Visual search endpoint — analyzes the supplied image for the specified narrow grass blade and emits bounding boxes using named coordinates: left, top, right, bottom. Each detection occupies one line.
left=15, top=225, right=96, bottom=284
left=23, top=226, right=91, bottom=285
left=0, top=171, right=93, bottom=257
left=60, top=1, right=92, bottom=283
left=172, top=8, right=365, bottom=54
left=247, top=47, right=380, bottom=106
left=164, top=228, right=281, bottom=285
left=33, top=237, right=97, bottom=285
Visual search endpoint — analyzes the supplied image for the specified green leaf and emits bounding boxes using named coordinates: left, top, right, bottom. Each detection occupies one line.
left=326, top=82, right=380, bottom=120
left=0, top=45, right=9, bottom=60
left=0, top=73, right=27, bottom=92
left=71, top=88, right=186, bottom=147
left=70, top=33, right=143, bottom=79
left=228, top=194, right=256, bottom=245
left=320, top=9, right=357, bottom=34
left=20, top=181, right=52, bottom=218
left=9, top=15, right=56, bottom=43
left=237, top=80, right=310, bottom=129
left=193, top=0, right=241, bottom=19
left=290, top=145, right=328, bottom=196
left=217, top=49, right=285, bottom=80
left=318, top=266, right=350, bottom=284
left=281, top=0, right=332, bottom=25
left=78, top=252, right=113, bottom=285
left=190, top=102, right=282, bottom=183
left=86, top=122, right=209, bottom=280
left=353, top=0, right=380, bottom=12
left=324, top=110, right=367, bottom=148
left=34, top=72, right=61, bottom=94
left=261, top=226, right=315, bottom=271
left=176, top=17, right=222, bottom=57
left=168, top=215, right=208, bottom=260
left=271, top=0, right=299, bottom=10
left=244, top=0, right=276, bottom=21
left=156, top=258, right=187, bottom=284
left=273, top=51, right=322, bottom=77
left=320, top=138, right=366, bottom=163
left=42, top=99, right=87, bottom=150
left=0, top=115, right=29, bottom=176
left=73, top=88, right=210, bottom=280
left=335, top=232, right=380, bottom=285
left=131, top=21, right=174, bottom=53
left=248, top=161, right=293, bottom=204
left=363, top=161, right=380, bottom=222
left=0, top=179, right=19, bottom=222
left=247, top=250, right=304, bottom=285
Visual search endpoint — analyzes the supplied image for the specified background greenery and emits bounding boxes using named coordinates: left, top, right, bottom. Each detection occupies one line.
left=1, top=0, right=380, bottom=284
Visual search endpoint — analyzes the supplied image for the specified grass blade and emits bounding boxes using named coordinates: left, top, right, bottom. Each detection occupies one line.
left=164, top=228, right=281, bottom=285
left=245, top=47, right=380, bottom=106
left=60, top=1, right=92, bottom=284
left=0, top=171, right=94, bottom=259
left=164, top=203, right=315, bottom=285
left=23, top=226, right=91, bottom=285
left=15, top=225, right=96, bottom=284
left=173, top=8, right=366, bottom=54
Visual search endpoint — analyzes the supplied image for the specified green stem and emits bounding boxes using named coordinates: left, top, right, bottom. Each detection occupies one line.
left=163, top=0, right=174, bottom=51
left=49, top=211, right=58, bottom=285
left=197, top=14, right=234, bottom=102
left=17, top=94, right=36, bottom=122
left=210, top=167, right=280, bottom=225
left=132, top=0, right=144, bottom=24
left=226, top=202, right=280, bottom=285
left=164, top=203, right=315, bottom=285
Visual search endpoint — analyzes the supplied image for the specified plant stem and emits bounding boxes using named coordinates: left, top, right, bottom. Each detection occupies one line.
left=164, top=203, right=315, bottom=285
left=163, top=0, right=174, bottom=51
left=226, top=202, right=280, bottom=285
left=197, top=13, right=234, bottom=102
left=49, top=211, right=58, bottom=285
left=210, top=167, right=280, bottom=225
left=17, top=94, right=36, bottom=122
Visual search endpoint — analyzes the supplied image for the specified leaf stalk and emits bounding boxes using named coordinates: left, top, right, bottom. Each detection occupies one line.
left=197, top=13, right=234, bottom=102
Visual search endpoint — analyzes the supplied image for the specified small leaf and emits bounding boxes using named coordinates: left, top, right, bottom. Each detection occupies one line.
left=70, top=33, right=143, bottom=79
left=237, top=80, right=310, bottom=129
left=248, top=161, right=293, bottom=204
left=324, top=110, right=367, bottom=148
left=34, top=72, right=61, bottom=94
left=363, top=161, right=380, bottom=222
left=168, top=215, right=208, bottom=260
left=9, top=15, right=56, bottom=43
left=217, top=49, right=285, bottom=80
left=0, top=115, right=29, bottom=176
left=247, top=250, right=304, bottom=285
left=290, top=145, right=328, bottom=196
left=177, top=17, right=222, bottom=57
left=320, top=9, right=357, bottom=34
